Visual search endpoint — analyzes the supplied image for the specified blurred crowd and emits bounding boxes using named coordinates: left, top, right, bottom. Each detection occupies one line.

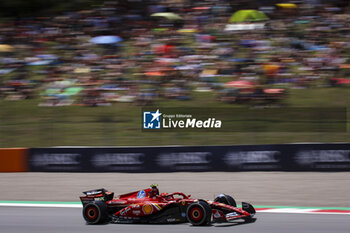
left=0, top=0, right=350, bottom=106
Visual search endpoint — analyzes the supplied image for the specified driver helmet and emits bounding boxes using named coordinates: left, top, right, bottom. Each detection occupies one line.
left=149, top=184, right=159, bottom=197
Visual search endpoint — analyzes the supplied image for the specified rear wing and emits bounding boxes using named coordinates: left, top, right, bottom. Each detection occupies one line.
left=80, top=188, right=114, bottom=204
left=83, top=188, right=108, bottom=196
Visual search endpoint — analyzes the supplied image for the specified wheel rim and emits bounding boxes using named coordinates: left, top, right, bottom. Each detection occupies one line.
left=190, top=207, right=203, bottom=221
left=86, top=206, right=98, bottom=220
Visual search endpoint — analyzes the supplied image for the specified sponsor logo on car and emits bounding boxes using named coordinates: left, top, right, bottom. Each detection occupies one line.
left=132, top=210, right=141, bottom=215
left=213, top=209, right=225, bottom=219
left=152, top=203, right=162, bottom=211
left=120, top=207, right=131, bottom=216
left=142, top=204, right=153, bottom=214
left=85, top=190, right=102, bottom=195
left=226, top=212, right=238, bottom=218
left=137, top=190, right=146, bottom=198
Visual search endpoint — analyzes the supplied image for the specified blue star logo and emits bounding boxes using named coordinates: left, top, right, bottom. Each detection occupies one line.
left=143, top=109, right=162, bottom=129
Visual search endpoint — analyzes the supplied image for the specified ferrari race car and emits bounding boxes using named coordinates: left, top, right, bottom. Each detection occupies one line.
left=80, top=185, right=256, bottom=226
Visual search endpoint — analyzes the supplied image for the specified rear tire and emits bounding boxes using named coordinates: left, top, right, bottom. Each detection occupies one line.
left=83, top=202, right=107, bottom=224
left=214, top=194, right=237, bottom=207
left=186, top=200, right=212, bottom=226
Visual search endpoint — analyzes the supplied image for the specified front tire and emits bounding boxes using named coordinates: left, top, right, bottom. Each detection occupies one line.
left=186, top=200, right=212, bottom=226
left=83, top=202, right=107, bottom=224
left=214, top=194, right=237, bottom=207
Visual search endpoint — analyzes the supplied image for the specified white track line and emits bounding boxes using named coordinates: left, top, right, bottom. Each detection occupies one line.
left=258, top=208, right=319, bottom=213
left=0, top=203, right=82, bottom=208
left=257, top=209, right=350, bottom=215
left=1, top=203, right=350, bottom=215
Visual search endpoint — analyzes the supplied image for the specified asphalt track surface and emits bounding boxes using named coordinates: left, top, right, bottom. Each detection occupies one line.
left=1, top=172, right=349, bottom=233
left=1, top=172, right=350, bottom=207
left=1, top=206, right=349, bottom=233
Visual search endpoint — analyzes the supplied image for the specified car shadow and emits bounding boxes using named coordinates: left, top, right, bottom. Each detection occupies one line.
left=85, top=218, right=257, bottom=227
left=213, top=218, right=257, bottom=227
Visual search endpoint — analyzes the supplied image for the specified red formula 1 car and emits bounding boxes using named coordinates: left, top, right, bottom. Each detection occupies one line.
left=80, top=185, right=256, bottom=226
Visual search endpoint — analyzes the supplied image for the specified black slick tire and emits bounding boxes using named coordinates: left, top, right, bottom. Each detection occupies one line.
left=186, top=200, right=212, bottom=226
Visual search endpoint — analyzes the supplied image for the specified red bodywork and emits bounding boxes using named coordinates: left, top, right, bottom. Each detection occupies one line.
left=107, top=189, right=194, bottom=218
left=80, top=187, right=255, bottom=224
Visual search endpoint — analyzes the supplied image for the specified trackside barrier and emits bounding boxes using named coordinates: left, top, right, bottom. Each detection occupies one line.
left=0, top=148, right=28, bottom=172
left=28, top=144, right=350, bottom=172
